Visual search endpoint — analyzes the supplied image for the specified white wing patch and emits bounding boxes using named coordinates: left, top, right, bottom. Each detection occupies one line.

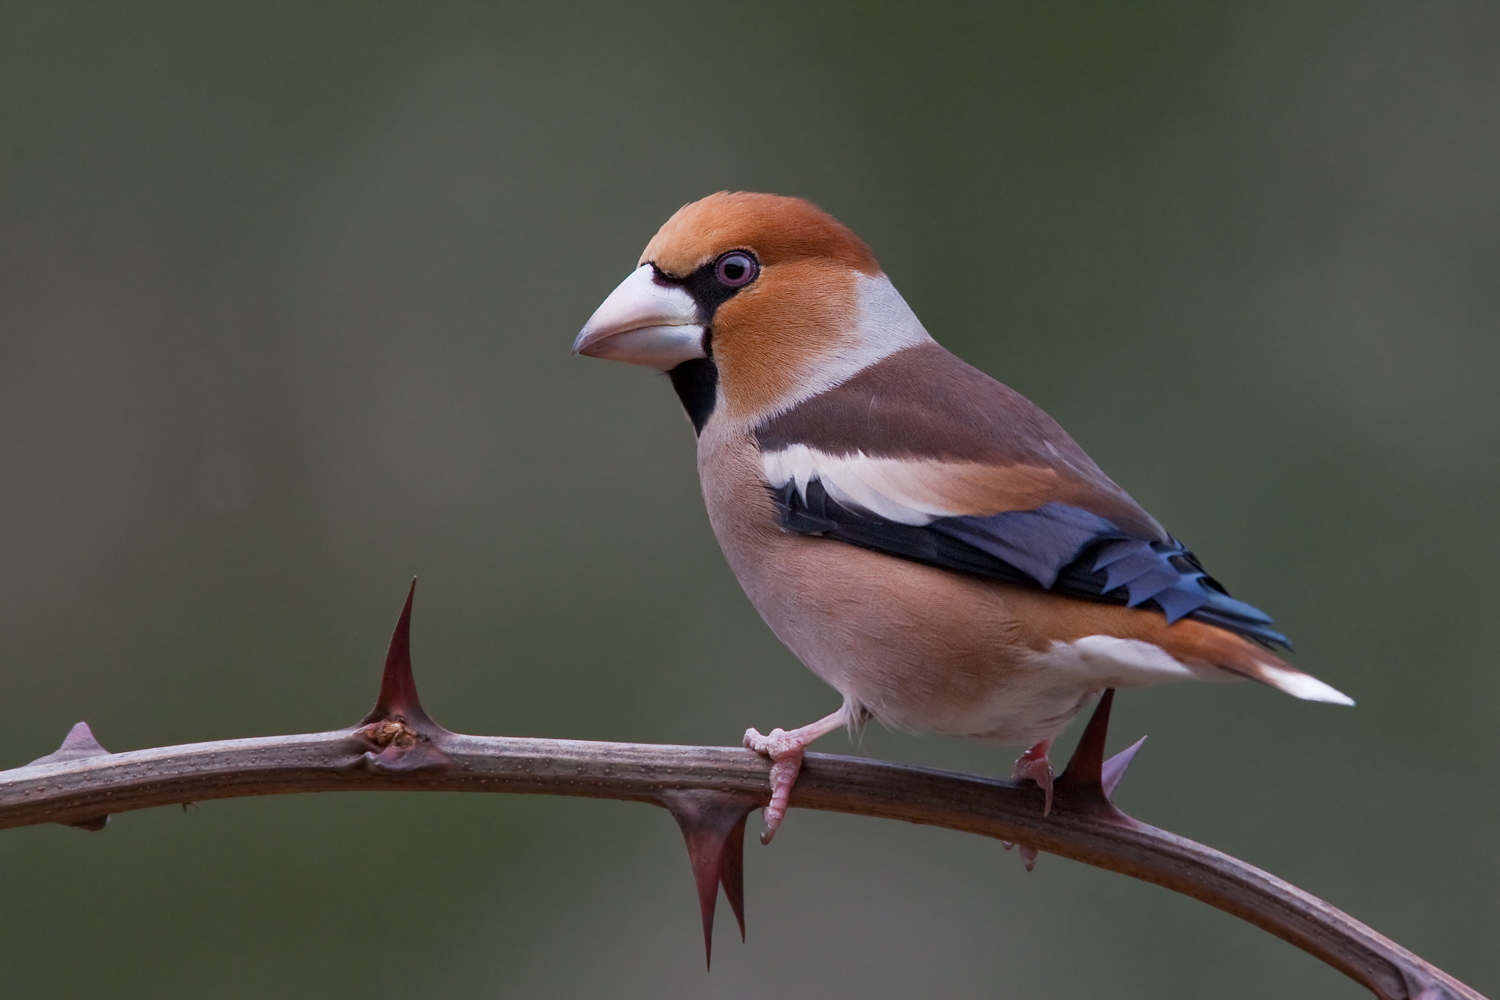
left=761, top=445, right=959, bottom=525
left=761, top=444, right=1060, bottom=525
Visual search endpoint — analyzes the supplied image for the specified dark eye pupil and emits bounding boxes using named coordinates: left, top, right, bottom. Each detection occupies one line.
left=715, top=252, right=757, bottom=287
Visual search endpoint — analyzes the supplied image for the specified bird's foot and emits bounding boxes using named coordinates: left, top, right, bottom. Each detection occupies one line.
left=743, top=709, right=846, bottom=845
left=1001, top=840, right=1041, bottom=872
left=1011, top=739, right=1055, bottom=817
left=1003, top=740, right=1054, bottom=872
left=743, top=727, right=808, bottom=845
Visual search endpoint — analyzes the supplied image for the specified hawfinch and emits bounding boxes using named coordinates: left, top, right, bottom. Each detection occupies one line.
left=574, top=192, right=1352, bottom=844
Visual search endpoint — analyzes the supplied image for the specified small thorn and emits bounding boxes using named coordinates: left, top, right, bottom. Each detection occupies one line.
left=1101, top=736, right=1147, bottom=800
left=28, top=721, right=111, bottom=767
left=659, top=790, right=758, bottom=969
left=27, top=723, right=114, bottom=831
left=67, top=815, right=109, bottom=832
left=25, top=724, right=114, bottom=830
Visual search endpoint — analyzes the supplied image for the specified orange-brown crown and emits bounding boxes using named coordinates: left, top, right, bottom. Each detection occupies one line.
left=641, top=192, right=881, bottom=278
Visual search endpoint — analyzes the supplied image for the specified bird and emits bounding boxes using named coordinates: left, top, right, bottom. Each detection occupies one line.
left=572, top=191, right=1352, bottom=847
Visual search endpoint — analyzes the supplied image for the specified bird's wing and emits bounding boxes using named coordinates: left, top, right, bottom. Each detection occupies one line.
left=754, top=342, right=1288, bottom=649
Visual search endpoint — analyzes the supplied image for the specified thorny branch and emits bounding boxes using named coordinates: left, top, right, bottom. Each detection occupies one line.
left=0, top=584, right=1483, bottom=1000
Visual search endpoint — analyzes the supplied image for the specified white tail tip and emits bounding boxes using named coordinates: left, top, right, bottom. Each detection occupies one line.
left=1258, top=663, right=1355, bottom=705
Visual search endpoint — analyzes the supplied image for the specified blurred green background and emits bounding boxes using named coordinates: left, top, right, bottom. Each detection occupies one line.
left=1, top=3, right=1496, bottom=997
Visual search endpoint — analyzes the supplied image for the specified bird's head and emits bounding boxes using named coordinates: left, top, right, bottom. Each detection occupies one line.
left=573, top=192, right=931, bottom=432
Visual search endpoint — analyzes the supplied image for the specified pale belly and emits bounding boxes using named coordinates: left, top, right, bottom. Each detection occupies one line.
left=727, top=528, right=1110, bottom=745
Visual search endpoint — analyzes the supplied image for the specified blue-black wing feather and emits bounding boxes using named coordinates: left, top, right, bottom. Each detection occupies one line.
left=773, top=480, right=1289, bottom=650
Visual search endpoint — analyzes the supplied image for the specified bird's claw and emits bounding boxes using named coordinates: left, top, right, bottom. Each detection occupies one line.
left=1004, top=738, right=1055, bottom=871
left=742, top=710, right=848, bottom=844
left=743, top=726, right=806, bottom=844
left=1001, top=839, right=1040, bottom=872
left=1012, top=740, right=1055, bottom=817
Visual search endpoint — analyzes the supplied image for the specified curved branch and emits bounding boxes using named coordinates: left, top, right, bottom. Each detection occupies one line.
left=0, top=584, right=1482, bottom=1000
left=0, top=724, right=1475, bottom=1000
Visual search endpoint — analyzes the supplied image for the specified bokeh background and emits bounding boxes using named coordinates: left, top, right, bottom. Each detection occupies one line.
left=1, top=3, right=1496, bottom=997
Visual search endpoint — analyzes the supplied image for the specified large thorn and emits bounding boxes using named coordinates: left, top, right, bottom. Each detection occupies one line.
left=1053, top=689, right=1144, bottom=822
left=659, top=789, right=758, bottom=969
left=1057, top=689, right=1115, bottom=791
left=355, top=580, right=451, bottom=772
left=361, top=579, right=434, bottom=728
left=28, top=722, right=112, bottom=831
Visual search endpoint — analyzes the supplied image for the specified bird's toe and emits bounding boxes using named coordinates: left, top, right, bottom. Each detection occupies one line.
left=1011, top=739, right=1056, bottom=817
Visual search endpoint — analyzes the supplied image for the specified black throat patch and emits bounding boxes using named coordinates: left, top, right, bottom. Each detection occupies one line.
left=668, top=356, right=718, bottom=434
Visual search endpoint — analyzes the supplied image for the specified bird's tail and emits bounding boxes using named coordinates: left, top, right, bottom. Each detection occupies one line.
left=1178, top=623, right=1354, bottom=705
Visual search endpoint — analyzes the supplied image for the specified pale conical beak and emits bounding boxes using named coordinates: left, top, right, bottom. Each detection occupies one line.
left=572, top=264, right=706, bottom=370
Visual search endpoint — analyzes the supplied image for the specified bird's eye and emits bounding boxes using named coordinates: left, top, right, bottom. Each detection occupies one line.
left=714, top=251, right=759, bottom=288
